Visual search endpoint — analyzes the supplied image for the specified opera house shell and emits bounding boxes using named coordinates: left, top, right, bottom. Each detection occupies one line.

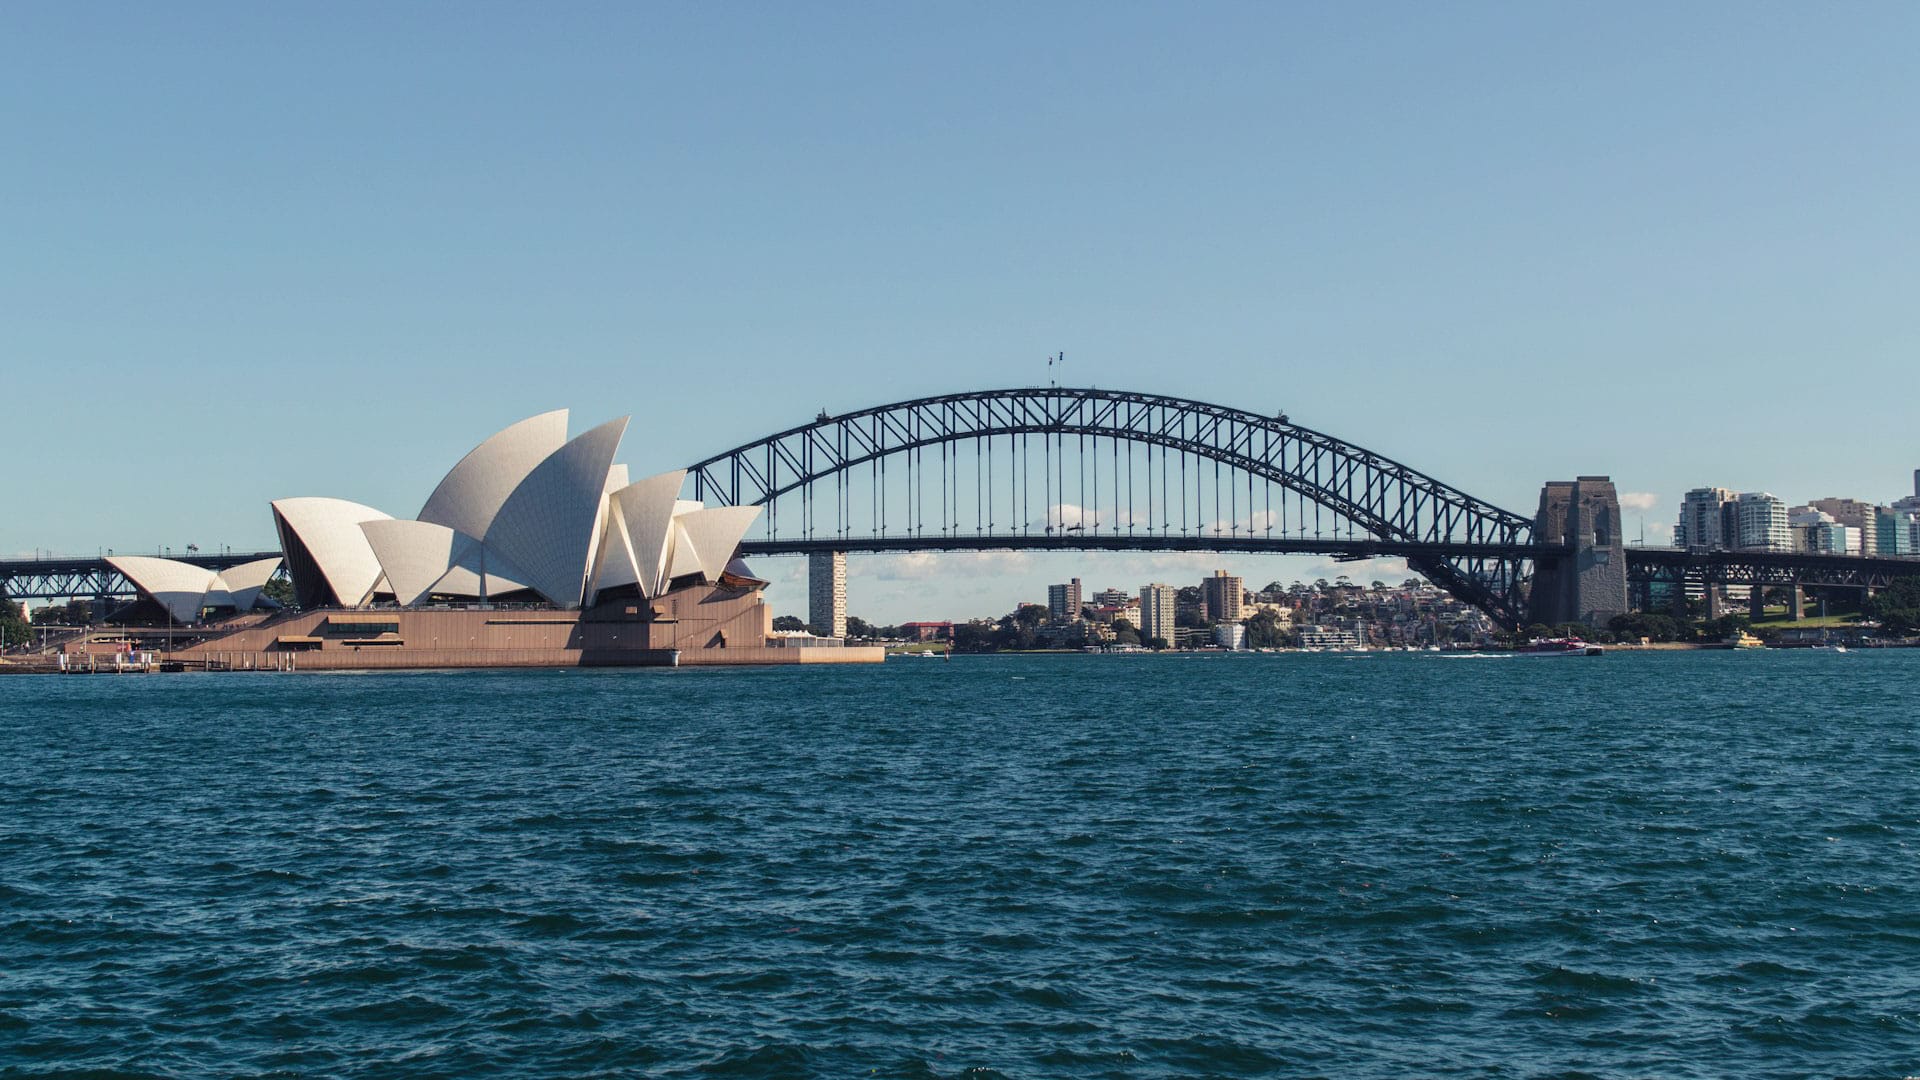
left=107, top=554, right=286, bottom=624
left=153, top=411, right=882, bottom=668
left=270, top=410, right=763, bottom=612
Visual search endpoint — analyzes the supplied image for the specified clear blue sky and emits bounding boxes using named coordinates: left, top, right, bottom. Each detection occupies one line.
left=5, top=3, right=1916, bottom=621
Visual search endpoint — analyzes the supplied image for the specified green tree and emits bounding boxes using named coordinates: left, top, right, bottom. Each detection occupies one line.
left=1608, top=612, right=1683, bottom=643
left=0, top=596, right=30, bottom=652
left=953, top=623, right=995, bottom=653
left=845, top=615, right=875, bottom=639
left=1703, top=613, right=1752, bottom=641
left=772, top=615, right=807, bottom=632
left=1868, top=577, right=1920, bottom=635
left=1244, top=610, right=1291, bottom=648
left=1112, top=618, right=1141, bottom=646
left=262, top=575, right=297, bottom=608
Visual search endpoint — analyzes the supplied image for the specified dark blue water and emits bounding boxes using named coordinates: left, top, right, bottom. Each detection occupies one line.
left=3, top=651, right=1917, bottom=1079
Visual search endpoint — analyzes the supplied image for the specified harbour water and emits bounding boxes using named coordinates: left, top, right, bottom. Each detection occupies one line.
left=3, top=651, right=1916, bottom=1078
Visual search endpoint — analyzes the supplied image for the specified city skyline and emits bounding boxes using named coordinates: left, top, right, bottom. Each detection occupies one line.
left=7, top=5, right=1920, bottom=624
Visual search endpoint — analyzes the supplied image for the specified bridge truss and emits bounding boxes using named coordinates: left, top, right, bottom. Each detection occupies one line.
left=1626, top=547, right=1920, bottom=591
left=687, top=387, right=1542, bottom=627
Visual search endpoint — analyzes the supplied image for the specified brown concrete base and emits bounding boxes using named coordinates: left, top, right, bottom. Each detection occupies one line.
left=165, top=583, right=884, bottom=670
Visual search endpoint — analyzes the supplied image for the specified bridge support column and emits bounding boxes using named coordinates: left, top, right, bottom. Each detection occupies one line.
left=808, top=551, right=847, bottom=638
left=1790, top=586, right=1805, bottom=620
left=1750, top=587, right=1767, bottom=621
left=1704, top=587, right=1723, bottom=621
left=1530, top=477, right=1629, bottom=628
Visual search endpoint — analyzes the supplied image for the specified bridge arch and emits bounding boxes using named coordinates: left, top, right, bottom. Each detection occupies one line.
left=685, top=387, right=1538, bottom=626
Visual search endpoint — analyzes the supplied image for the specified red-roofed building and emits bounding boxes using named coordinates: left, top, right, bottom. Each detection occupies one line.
left=898, top=621, right=953, bottom=641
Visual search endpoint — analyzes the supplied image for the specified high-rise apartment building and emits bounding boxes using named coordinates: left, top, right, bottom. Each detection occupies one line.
left=1876, top=507, right=1919, bottom=556
left=1047, top=577, right=1083, bottom=623
left=1090, top=587, right=1133, bottom=609
left=1806, top=522, right=1862, bottom=554
left=1733, top=492, right=1790, bottom=552
left=1201, top=570, right=1244, bottom=623
left=1676, top=487, right=1734, bottom=549
left=1810, top=498, right=1880, bottom=555
left=1139, top=584, right=1177, bottom=645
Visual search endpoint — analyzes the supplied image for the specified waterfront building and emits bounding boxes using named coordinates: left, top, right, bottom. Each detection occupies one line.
left=267, top=412, right=762, bottom=611
left=1299, top=625, right=1365, bottom=650
left=1244, top=600, right=1294, bottom=622
left=106, top=555, right=285, bottom=624
left=1087, top=603, right=1141, bottom=627
left=1172, top=626, right=1212, bottom=650
left=1810, top=498, right=1881, bottom=555
left=1676, top=487, right=1734, bottom=549
left=1138, top=583, right=1177, bottom=645
left=1876, top=508, right=1919, bottom=556
left=1806, top=522, right=1854, bottom=555
left=1789, top=506, right=1834, bottom=552
left=897, top=621, right=952, bottom=641
left=1733, top=492, right=1791, bottom=552
left=1048, top=578, right=1083, bottom=623
left=138, top=410, right=883, bottom=668
left=1201, top=570, right=1244, bottom=623
left=1214, top=623, right=1247, bottom=651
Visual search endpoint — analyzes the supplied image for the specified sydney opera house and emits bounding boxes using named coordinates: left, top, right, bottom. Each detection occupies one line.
left=109, top=411, right=880, bottom=668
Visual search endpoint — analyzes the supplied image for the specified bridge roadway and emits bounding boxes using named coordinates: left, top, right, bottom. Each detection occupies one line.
left=738, top=535, right=1561, bottom=560
left=1624, top=545, right=1920, bottom=588
left=7, top=543, right=1917, bottom=604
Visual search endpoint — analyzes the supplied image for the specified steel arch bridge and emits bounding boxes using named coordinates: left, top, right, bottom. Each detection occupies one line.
left=686, top=387, right=1550, bottom=627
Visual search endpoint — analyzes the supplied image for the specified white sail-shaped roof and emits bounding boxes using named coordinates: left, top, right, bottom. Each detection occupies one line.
left=666, top=520, right=704, bottom=581
left=673, top=506, right=762, bottom=581
left=428, top=541, right=532, bottom=599
left=271, top=497, right=392, bottom=608
left=418, top=410, right=569, bottom=541
left=609, top=470, right=685, bottom=598
left=483, top=416, right=629, bottom=608
left=360, top=520, right=475, bottom=607
left=583, top=511, right=638, bottom=607
left=217, top=557, right=284, bottom=611
left=107, top=556, right=220, bottom=623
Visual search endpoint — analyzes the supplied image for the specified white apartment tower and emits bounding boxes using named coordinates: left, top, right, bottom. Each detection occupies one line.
left=1734, top=492, right=1791, bottom=552
left=1139, top=583, right=1177, bottom=646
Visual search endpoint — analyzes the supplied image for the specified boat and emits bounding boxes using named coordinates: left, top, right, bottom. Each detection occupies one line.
left=1518, top=637, right=1603, bottom=657
left=1726, top=630, right=1766, bottom=649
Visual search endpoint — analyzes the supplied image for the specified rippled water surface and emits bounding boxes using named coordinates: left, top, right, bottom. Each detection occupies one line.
left=3, top=650, right=1918, bottom=1078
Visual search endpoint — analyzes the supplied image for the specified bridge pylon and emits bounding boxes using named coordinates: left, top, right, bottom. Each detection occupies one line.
left=808, top=551, right=847, bottom=638
left=1530, top=477, right=1629, bottom=629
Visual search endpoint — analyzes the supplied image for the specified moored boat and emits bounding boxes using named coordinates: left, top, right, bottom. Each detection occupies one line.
left=1518, top=636, right=1603, bottom=657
